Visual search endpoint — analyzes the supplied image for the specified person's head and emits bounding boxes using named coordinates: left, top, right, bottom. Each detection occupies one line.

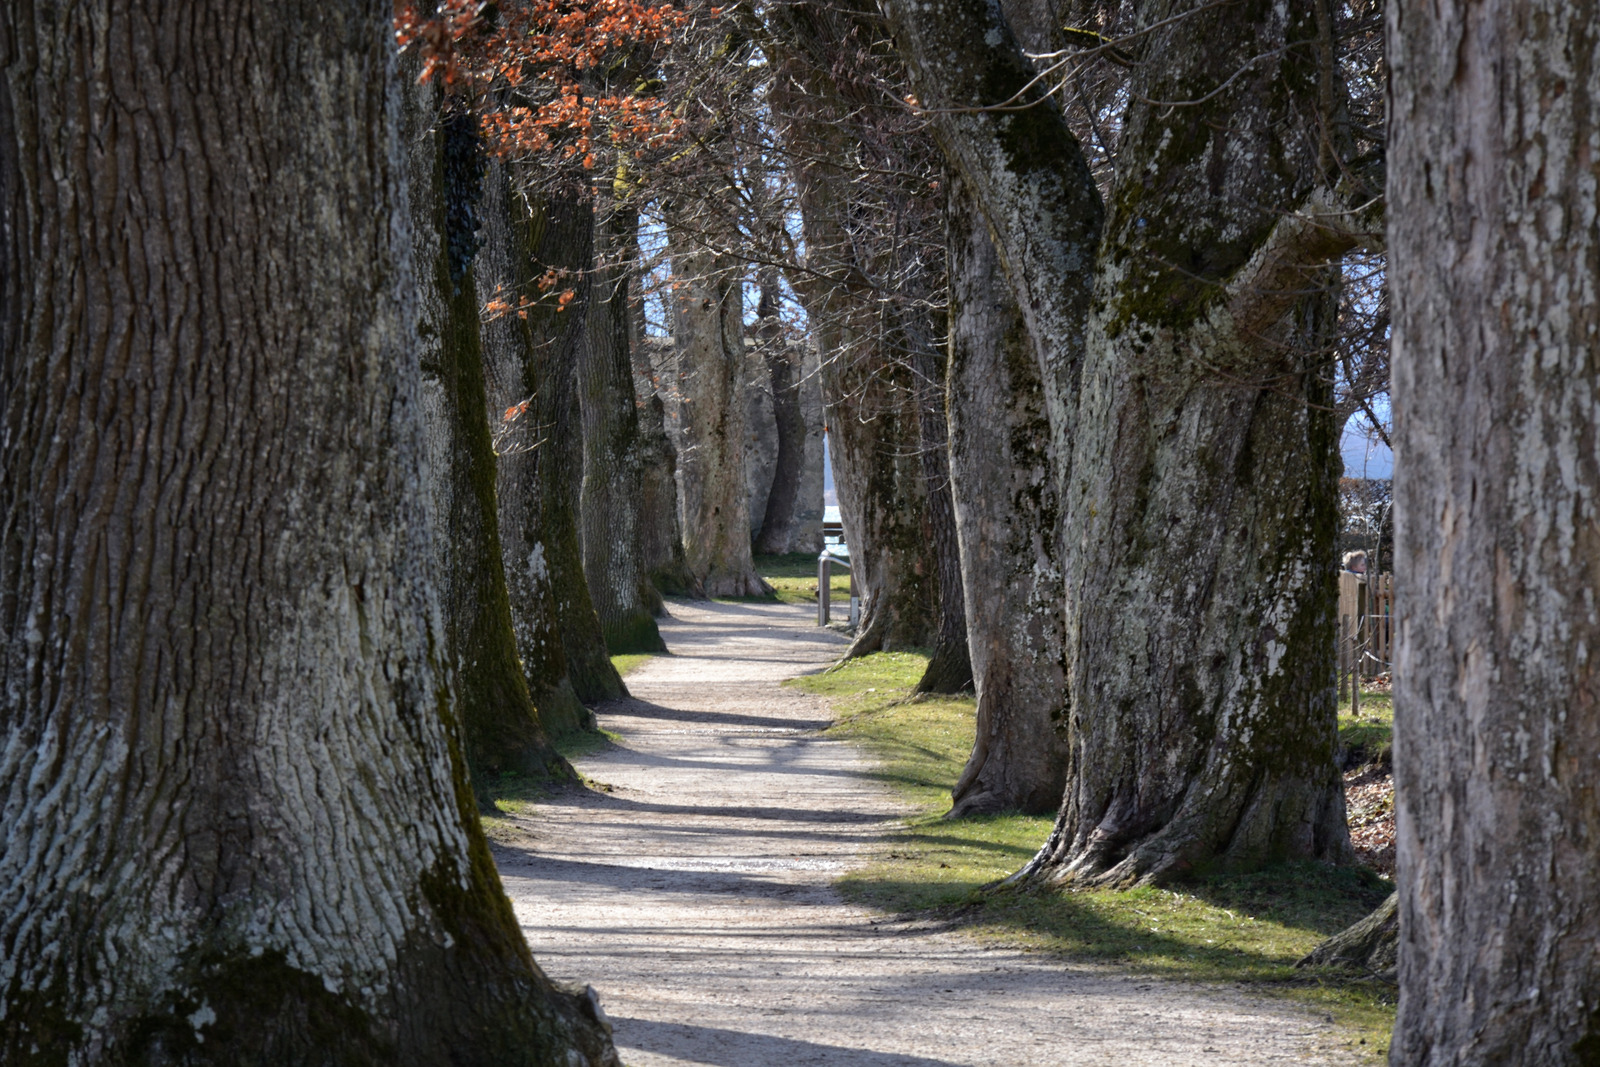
left=1342, top=550, right=1368, bottom=574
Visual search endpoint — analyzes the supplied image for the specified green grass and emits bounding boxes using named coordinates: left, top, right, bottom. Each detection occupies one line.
left=1339, top=687, right=1394, bottom=767
left=756, top=552, right=852, bottom=607
left=610, top=652, right=660, bottom=677
left=554, top=725, right=622, bottom=762
left=790, top=651, right=1398, bottom=1062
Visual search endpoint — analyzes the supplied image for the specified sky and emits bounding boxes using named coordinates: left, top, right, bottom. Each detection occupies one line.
left=1341, top=423, right=1393, bottom=479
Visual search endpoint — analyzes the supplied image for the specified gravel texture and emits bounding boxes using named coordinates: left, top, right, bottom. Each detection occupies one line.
left=497, top=597, right=1342, bottom=1066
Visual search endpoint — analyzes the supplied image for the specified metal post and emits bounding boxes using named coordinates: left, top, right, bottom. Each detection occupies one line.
left=818, top=556, right=830, bottom=625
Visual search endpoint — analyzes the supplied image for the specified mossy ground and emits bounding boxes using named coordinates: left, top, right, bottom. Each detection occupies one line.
left=788, top=651, right=1398, bottom=1062
left=1339, top=686, right=1394, bottom=767
left=752, top=552, right=852, bottom=607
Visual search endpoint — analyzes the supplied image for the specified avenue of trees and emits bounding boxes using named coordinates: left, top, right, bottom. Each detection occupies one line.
left=1, top=0, right=1596, bottom=1063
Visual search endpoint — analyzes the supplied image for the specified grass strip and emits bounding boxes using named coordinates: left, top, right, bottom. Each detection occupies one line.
left=789, top=650, right=1397, bottom=1062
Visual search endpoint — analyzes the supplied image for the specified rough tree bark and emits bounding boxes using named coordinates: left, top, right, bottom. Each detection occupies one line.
left=911, top=311, right=973, bottom=695
left=627, top=270, right=697, bottom=599
left=752, top=274, right=809, bottom=555
left=476, top=163, right=606, bottom=730
left=484, top=181, right=628, bottom=702
left=888, top=0, right=1376, bottom=883
left=668, top=240, right=772, bottom=597
left=810, top=300, right=940, bottom=655
left=766, top=3, right=941, bottom=653
left=1389, top=0, right=1600, bottom=1059
left=0, top=3, right=618, bottom=1062
left=943, top=177, right=1071, bottom=815
left=409, top=96, right=573, bottom=781
left=579, top=190, right=667, bottom=651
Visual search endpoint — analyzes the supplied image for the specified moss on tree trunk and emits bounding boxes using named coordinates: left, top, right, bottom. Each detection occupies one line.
left=482, top=178, right=628, bottom=703
left=888, top=0, right=1366, bottom=882
left=0, top=5, right=616, bottom=1061
left=411, top=99, right=570, bottom=785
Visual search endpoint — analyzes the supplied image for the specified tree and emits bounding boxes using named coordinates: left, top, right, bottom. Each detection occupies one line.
left=765, top=0, right=944, bottom=656
left=409, top=93, right=574, bottom=782
left=479, top=165, right=616, bottom=723
left=887, top=0, right=1380, bottom=882
left=943, top=175, right=1070, bottom=814
left=1388, top=0, right=1600, bottom=1059
left=909, top=308, right=974, bottom=696
left=666, top=234, right=774, bottom=597
left=751, top=273, right=813, bottom=555
left=0, top=2, right=617, bottom=1061
left=580, top=184, right=669, bottom=649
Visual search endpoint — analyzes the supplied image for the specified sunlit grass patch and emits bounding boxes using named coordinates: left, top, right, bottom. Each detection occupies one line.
left=798, top=649, right=1398, bottom=1062
left=1339, top=688, right=1393, bottom=766
left=756, top=553, right=852, bottom=607
left=476, top=771, right=558, bottom=839
left=610, top=652, right=661, bottom=677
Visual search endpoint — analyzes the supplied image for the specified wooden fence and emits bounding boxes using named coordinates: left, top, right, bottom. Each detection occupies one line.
left=1338, top=570, right=1394, bottom=703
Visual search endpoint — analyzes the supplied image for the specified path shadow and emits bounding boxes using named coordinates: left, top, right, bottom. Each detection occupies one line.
left=611, top=1017, right=969, bottom=1067
left=598, top=697, right=831, bottom=733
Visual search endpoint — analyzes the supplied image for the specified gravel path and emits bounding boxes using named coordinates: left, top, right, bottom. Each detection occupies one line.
left=496, top=598, right=1342, bottom=1066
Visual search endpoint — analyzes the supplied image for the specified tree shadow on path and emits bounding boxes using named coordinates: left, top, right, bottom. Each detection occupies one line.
left=610, top=1017, right=969, bottom=1067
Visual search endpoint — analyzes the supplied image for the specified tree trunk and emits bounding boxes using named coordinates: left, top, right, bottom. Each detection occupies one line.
left=410, top=98, right=573, bottom=782
left=889, top=0, right=1368, bottom=884
left=753, top=275, right=809, bottom=555
left=1298, top=891, right=1397, bottom=981
left=766, top=22, right=940, bottom=652
left=484, top=181, right=627, bottom=702
left=579, top=192, right=667, bottom=651
left=668, top=242, right=772, bottom=597
left=944, top=177, right=1070, bottom=815
left=813, top=306, right=940, bottom=655
left=1389, top=0, right=1600, bottom=1059
left=911, top=311, right=973, bottom=695
left=0, top=4, right=618, bottom=1062
left=635, top=390, right=698, bottom=598
left=476, top=164, right=606, bottom=730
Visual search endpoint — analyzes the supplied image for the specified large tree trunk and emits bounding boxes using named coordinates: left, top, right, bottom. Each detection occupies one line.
left=484, top=182, right=627, bottom=703
left=944, top=178, right=1070, bottom=815
left=0, top=3, right=618, bottom=1062
left=476, top=164, right=606, bottom=730
left=410, top=99, right=573, bottom=781
left=668, top=242, right=772, bottom=597
left=766, top=5, right=941, bottom=653
left=1388, top=0, right=1600, bottom=1059
left=752, top=275, right=809, bottom=555
left=579, top=193, right=667, bottom=651
left=889, top=0, right=1371, bottom=884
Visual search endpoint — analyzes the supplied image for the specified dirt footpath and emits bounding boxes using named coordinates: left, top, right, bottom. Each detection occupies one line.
left=496, top=598, right=1340, bottom=1066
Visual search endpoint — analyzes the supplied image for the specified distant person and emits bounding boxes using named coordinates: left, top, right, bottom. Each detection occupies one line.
left=1342, top=550, right=1369, bottom=575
